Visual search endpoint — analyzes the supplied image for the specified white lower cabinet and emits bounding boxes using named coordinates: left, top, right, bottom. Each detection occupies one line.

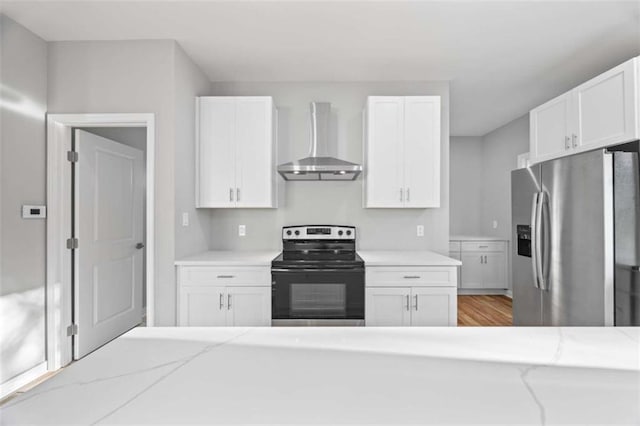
left=177, top=266, right=271, bottom=327
left=366, top=287, right=456, bottom=326
left=455, top=240, right=508, bottom=290
left=365, top=266, right=457, bottom=326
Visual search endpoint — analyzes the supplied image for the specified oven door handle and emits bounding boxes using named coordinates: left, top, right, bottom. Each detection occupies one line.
left=271, top=268, right=364, bottom=273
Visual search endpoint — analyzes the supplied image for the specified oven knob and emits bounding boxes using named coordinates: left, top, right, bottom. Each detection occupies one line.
left=338, top=230, right=343, bottom=236
left=294, top=230, right=300, bottom=236
left=346, top=230, right=352, bottom=236
left=286, top=230, right=292, bottom=236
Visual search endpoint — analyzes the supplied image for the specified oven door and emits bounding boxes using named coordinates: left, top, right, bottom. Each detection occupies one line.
left=271, top=268, right=364, bottom=326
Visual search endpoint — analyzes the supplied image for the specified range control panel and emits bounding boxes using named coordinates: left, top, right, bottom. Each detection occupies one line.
left=282, top=225, right=355, bottom=240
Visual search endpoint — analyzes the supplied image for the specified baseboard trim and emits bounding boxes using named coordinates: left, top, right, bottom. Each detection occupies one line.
left=458, top=288, right=511, bottom=296
left=0, top=361, right=48, bottom=400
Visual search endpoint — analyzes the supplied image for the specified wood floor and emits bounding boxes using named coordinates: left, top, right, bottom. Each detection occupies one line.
left=458, top=295, right=513, bottom=326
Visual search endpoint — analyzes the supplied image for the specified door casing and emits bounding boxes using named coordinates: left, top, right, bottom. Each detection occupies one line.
left=46, top=113, right=155, bottom=371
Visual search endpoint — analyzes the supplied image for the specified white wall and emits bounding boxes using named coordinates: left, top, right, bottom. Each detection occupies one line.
left=48, top=40, right=181, bottom=325
left=207, top=81, right=450, bottom=253
left=480, top=114, right=529, bottom=239
left=450, top=136, right=483, bottom=236
left=0, top=15, right=48, bottom=384
left=174, top=45, right=211, bottom=259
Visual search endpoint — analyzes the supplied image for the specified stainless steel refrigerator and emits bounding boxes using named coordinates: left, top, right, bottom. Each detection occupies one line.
left=511, top=141, right=639, bottom=326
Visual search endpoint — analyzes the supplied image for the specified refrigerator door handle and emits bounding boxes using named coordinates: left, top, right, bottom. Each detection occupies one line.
left=535, top=191, right=546, bottom=290
left=540, top=191, right=551, bottom=291
left=531, top=192, right=540, bottom=289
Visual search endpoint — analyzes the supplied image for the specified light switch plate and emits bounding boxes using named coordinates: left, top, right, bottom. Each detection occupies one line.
left=416, top=225, right=424, bottom=237
left=182, top=212, right=189, bottom=227
left=238, top=225, right=246, bottom=237
left=22, top=205, right=46, bottom=219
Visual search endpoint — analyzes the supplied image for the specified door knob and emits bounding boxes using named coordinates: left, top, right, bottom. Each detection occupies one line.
left=136, top=242, right=145, bottom=249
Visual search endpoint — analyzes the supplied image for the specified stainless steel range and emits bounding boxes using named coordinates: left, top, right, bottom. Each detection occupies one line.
left=271, top=225, right=365, bottom=326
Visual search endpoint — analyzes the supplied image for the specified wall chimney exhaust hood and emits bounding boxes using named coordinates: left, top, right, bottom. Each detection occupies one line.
left=278, top=102, right=362, bottom=181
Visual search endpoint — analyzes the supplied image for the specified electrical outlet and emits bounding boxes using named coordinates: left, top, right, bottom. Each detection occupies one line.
left=238, top=225, right=246, bottom=237
left=417, top=225, right=424, bottom=237
left=182, top=212, right=189, bottom=227
left=492, top=220, right=498, bottom=229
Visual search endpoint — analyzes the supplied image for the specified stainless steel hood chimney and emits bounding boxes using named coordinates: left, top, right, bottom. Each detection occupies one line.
left=277, top=102, right=362, bottom=181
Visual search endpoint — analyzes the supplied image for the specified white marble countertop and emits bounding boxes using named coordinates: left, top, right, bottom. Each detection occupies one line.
left=450, top=235, right=509, bottom=241
left=175, top=250, right=279, bottom=266
left=2, top=327, right=637, bottom=425
left=358, top=250, right=462, bottom=266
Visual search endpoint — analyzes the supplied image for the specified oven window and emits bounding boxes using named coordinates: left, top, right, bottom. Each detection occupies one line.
left=290, top=283, right=346, bottom=318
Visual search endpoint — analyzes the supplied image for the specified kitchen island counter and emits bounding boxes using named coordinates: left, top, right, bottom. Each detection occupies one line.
left=2, top=327, right=638, bottom=425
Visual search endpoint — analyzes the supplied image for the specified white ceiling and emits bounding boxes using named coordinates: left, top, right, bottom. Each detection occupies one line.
left=2, top=1, right=639, bottom=136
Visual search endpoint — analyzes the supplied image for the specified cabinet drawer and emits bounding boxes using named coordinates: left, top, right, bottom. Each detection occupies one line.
left=366, top=267, right=456, bottom=287
left=178, top=266, right=271, bottom=286
left=461, top=241, right=505, bottom=252
left=449, top=241, right=461, bottom=252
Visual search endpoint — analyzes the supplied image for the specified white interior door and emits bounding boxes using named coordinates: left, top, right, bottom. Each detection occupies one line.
left=74, top=130, right=144, bottom=359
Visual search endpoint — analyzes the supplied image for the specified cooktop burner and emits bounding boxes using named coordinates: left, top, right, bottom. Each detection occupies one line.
left=271, top=225, right=363, bottom=270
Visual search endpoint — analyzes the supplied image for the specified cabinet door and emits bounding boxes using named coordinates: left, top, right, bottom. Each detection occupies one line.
left=226, top=287, right=271, bottom=326
left=411, top=287, right=457, bottom=326
left=530, top=93, right=571, bottom=163
left=482, top=252, right=507, bottom=289
left=365, top=287, right=411, bottom=326
left=179, top=286, right=227, bottom=326
left=574, top=59, right=638, bottom=150
left=197, top=97, right=237, bottom=207
left=235, top=97, right=275, bottom=208
left=365, top=97, right=405, bottom=207
left=460, top=253, right=483, bottom=289
left=403, top=96, right=441, bottom=208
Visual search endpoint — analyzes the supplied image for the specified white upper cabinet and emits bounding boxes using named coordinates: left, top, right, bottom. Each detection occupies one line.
left=574, top=59, right=638, bottom=150
left=403, top=97, right=441, bottom=208
left=530, top=57, right=639, bottom=164
left=364, top=96, right=441, bottom=208
left=530, top=93, right=572, bottom=163
left=196, top=96, right=277, bottom=208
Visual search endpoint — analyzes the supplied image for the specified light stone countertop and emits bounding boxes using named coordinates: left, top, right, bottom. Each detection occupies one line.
left=2, top=327, right=638, bottom=425
left=358, top=250, right=462, bottom=266
left=175, top=250, right=279, bottom=266
left=450, top=235, right=510, bottom=241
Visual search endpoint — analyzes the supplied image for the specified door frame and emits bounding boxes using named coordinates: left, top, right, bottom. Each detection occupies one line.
left=46, top=113, right=155, bottom=371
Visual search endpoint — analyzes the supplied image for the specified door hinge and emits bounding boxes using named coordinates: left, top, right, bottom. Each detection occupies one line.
left=67, top=151, right=78, bottom=162
left=66, top=323, right=78, bottom=336
left=66, top=238, right=78, bottom=249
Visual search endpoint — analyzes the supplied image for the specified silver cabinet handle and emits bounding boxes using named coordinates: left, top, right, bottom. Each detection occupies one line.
left=565, top=136, right=571, bottom=150
left=478, top=245, right=488, bottom=248
left=405, top=294, right=410, bottom=311
left=531, top=192, right=540, bottom=289
left=572, top=133, right=578, bottom=148
left=217, top=275, right=234, bottom=279
left=227, top=294, right=232, bottom=310
left=229, top=188, right=234, bottom=202
left=413, top=294, right=418, bottom=311
left=219, top=293, right=224, bottom=310
left=400, top=188, right=404, bottom=202
left=484, top=255, right=488, bottom=264
left=480, top=255, right=483, bottom=264
left=403, top=275, right=421, bottom=279
left=236, top=188, right=240, bottom=202
left=406, top=188, right=410, bottom=202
